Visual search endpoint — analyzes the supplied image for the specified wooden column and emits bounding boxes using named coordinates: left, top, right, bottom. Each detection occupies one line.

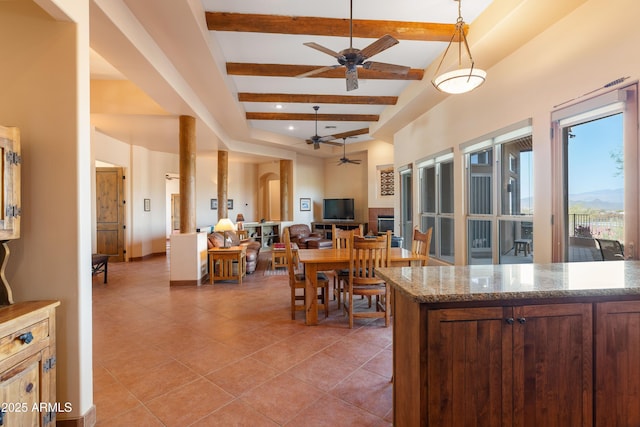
left=280, top=160, right=292, bottom=221
left=179, top=115, right=196, bottom=233
left=218, top=150, right=228, bottom=219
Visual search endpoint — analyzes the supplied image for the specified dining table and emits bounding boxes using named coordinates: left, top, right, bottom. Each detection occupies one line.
left=297, top=247, right=427, bottom=325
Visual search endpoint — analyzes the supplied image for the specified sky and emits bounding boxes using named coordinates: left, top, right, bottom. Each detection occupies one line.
left=568, top=113, right=623, bottom=195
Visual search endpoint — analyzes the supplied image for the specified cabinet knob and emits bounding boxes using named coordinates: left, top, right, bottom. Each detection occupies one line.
left=18, top=332, right=33, bottom=344
left=518, top=317, right=527, bottom=324
left=505, top=317, right=515, bottom=325
left=25, top=382, right=34, bottom=393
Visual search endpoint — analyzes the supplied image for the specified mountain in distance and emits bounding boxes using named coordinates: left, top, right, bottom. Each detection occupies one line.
left=520, top=188, right=624, bottom=211
left=568, top=188, right=623, bottom=211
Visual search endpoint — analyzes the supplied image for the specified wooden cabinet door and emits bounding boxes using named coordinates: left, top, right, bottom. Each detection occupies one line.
left=0, top=353, right=40, bottom=426
left=595, top=300, right=640, bottom=427
left=512, top=303, right=593, bottom=427
left=427, top=307, right=513, bottom=427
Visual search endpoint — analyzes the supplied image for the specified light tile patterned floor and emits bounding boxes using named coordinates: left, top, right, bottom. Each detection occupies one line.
left=92, top=251, right=393, bottom=426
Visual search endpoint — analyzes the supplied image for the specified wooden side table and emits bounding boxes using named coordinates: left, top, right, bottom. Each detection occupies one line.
left=208, top=246, right=247, bottom=284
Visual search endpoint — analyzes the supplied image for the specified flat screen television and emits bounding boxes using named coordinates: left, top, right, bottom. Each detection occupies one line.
left=323, top=198, right=355, bottom=221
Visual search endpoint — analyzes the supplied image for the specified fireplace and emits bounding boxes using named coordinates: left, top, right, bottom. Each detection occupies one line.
left=377, top=215, right=394, bottom=234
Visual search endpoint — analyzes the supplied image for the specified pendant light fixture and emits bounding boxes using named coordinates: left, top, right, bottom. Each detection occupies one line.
left=432, top=0, right=486, bottom=94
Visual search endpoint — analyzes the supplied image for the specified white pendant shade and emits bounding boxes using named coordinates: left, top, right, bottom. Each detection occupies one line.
left=433, top=67, right=487, bottom=94
left=431, top=0, right=486, bottom=95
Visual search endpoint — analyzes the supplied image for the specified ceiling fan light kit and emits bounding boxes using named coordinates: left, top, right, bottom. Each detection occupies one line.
left=432, top=0, right=486, bottom=94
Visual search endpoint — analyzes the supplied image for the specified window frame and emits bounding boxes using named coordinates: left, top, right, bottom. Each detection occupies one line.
left=463, top=120, right=534, bottom=265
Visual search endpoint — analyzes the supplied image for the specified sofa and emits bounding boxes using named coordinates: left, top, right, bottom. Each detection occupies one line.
left=288, top=224, right=332, bottom=249
left=207, top=231, right=261, bottom=274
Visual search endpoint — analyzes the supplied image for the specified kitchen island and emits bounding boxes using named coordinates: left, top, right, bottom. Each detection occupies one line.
left=377, top=261, right=640, bottom=427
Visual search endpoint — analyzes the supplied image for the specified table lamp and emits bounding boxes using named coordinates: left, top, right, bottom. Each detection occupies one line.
left=214, top=218, right=236, bottom=248
left=235, top=213, right=245, bottom=230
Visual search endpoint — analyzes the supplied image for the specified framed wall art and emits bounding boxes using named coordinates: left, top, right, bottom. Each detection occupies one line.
left=227, top=199, right=234, bottom=210
left=300, top=198, right=311, bottom=211
left=210, top=199, right=217, bottom=210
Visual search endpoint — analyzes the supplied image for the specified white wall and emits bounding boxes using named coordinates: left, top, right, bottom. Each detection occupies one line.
left=394, top=0, right=640, bottom=265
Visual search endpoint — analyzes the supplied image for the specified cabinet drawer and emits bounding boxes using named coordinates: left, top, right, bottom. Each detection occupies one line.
left=0, top=319, right=49, bottom=361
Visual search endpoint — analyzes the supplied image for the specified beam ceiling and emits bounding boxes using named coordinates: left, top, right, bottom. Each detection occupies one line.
left=206, top=12, right=466, bottom=42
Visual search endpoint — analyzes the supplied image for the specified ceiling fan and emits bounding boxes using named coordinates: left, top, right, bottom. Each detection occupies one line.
left=306, top=106, right=341, bottom=149
left=297, top=0, right=410, bottom=91
left=337, top=138, right=361, bottom=165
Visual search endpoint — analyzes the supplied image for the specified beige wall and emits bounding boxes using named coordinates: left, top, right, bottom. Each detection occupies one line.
left=0, top=0, right=92, bottom=420
left=395, top=0, right=640, bottom=265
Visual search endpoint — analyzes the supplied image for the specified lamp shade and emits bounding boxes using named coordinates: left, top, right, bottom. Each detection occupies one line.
left=433, top=68, right=486, bottom=94
left=235, top=213, right=245, bottom=223
left=214, top=218, right=235, bottom=232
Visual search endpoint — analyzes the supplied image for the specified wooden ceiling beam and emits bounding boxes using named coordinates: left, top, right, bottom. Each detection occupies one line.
left=238, top=93, right=398, bottom=105
left=206, top=12, right=465, bottom=42
left=332, top=128, right=370, bottom=139
left=246, top=112, right=379, bottom=122
left=227, top=63, right=424, bottom=80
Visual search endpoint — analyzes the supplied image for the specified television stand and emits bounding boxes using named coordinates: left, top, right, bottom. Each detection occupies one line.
left=311, top=221, right=367, bottom=240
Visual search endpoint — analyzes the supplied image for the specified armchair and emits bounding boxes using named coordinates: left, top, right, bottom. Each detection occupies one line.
left=288, top=224, right=330, bottom=249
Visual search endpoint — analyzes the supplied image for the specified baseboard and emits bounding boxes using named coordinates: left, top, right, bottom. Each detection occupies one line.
left=129, top=251, right=166, bottom=262
left=57, top=405, right=96, bottom=427
left=170, top=276, right=209, bottom=286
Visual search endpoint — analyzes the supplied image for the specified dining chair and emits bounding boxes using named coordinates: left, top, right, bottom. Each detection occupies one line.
left=332, top=224, right=364, bottom=308
left=344, top=230, right=391, bottom=328
left=412, top=226, right=433, bottom=266
left=283, top=228, right=330, bottom=320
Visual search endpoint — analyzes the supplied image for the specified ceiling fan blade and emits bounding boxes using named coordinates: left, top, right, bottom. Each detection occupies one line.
left=360, top=34, right=399, bottom=59
left=296, top=64, right=341, bottom=79
left=346, top=66, right=358, bottom=91
left=348, top=159, right=362, bottom=164
left=363, top=61, right=411, bottom=75
left=304, top=42, right=344, bottom=60
left=318, top=135, right=337, bottom=142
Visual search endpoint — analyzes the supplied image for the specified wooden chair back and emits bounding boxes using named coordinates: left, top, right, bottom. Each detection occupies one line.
left=350, top=230, right=391, bottom=285
left=332, top=224, right=363, bottom=249
left=411, top=226, right=433, bottom=266
left=283, top=227, right=297, bottom=286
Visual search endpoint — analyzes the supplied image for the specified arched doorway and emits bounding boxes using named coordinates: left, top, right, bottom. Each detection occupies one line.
left=259, top=172, right=280, bottom=221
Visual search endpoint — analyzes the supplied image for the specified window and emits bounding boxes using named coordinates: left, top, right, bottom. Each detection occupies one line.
left=464, top=121, right=533, bottom=264
left=419, top=152, right=454, bottom=263
left=399, top=167, right=413, bottom=249
left=551, top=84, right=638, bottom=262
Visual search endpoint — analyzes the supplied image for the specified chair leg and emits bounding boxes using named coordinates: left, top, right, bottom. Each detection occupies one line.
left=384, top=284, right=391, bottom=327
left=290, top=287, right=296, bottom=320
left=348, top=289, right=354, bottom=329
left=324, top=283, right=329, bottom=318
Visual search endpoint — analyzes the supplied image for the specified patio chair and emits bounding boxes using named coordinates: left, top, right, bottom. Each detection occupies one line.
left=595, top=238, right=624, bottom=261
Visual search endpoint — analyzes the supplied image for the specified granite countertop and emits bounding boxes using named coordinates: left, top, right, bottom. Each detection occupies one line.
left=376, top=261, right=640, bottom=304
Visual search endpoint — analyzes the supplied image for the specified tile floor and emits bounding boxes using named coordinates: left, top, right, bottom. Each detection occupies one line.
left=92, top=251, right=393, bottom=426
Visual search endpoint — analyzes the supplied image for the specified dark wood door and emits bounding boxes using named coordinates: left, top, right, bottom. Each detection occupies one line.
left=427, top=307, right=512, bottom=427
left=595, top=301, right=640, bottom=427
left=96, top=167, right=124, bottom=262
left=513, top=303, right=592, bottom=427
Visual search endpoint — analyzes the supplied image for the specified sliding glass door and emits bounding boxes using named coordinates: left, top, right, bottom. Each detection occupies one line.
left=552, top=84, right=638, bottom=261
